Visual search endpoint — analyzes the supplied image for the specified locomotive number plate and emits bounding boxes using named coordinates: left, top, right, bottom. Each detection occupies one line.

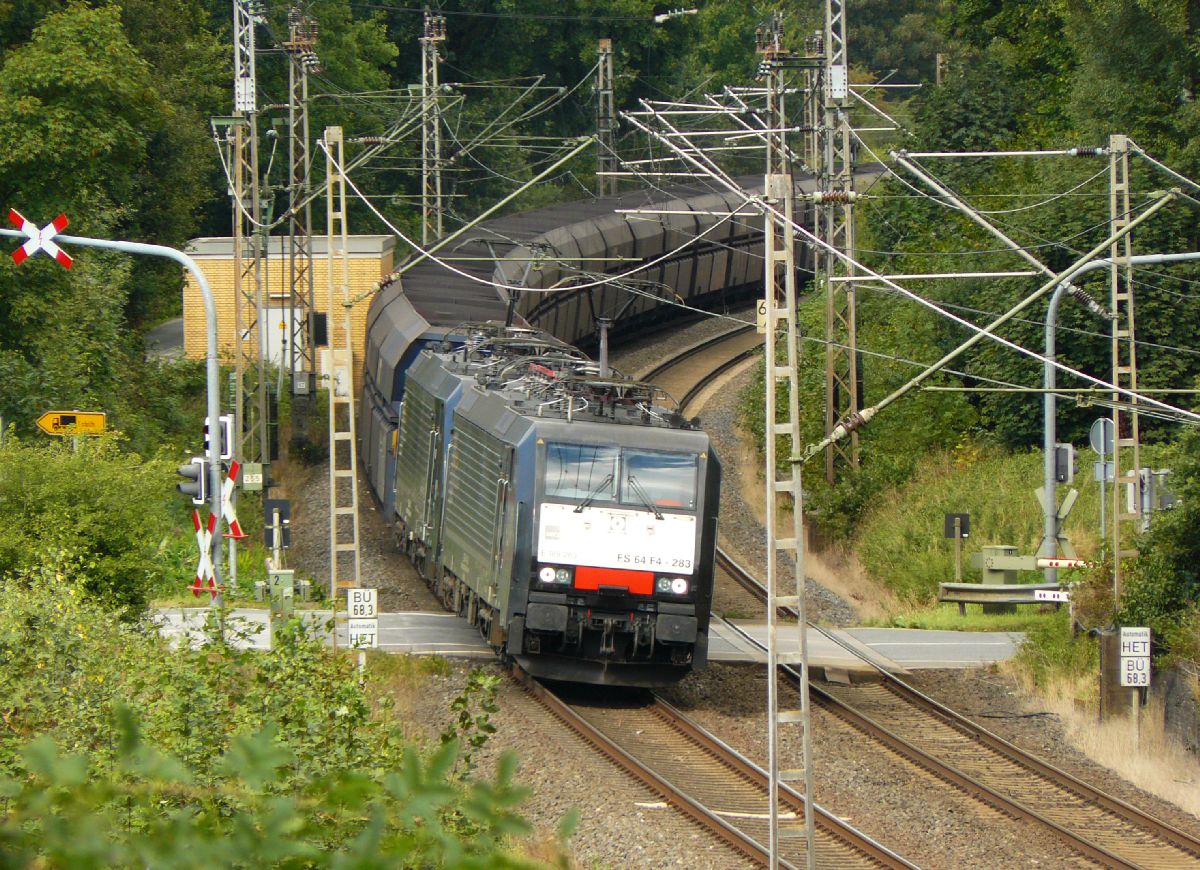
left=537, top=502, right=697, bottom=575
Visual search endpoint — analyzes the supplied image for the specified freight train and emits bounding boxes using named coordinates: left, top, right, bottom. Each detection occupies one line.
left=358, top=183, right=769, bottom=684
left=383, top=322, right=720, bottom=684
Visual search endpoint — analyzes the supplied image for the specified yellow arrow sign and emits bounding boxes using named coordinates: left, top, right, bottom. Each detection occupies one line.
left=36, top=410, right=106, bottom=436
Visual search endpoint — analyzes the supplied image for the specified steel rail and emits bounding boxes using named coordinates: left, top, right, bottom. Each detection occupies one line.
left=716, top=552, right=1200, bottom=868
left=514, top=665, right=777, bottom=868
left=710, top=613, right=1132, bottom=868
left=640, top=323, right=758, bottom=383
left=650, top=696, right=915, bottom=869
left=514, top=665, right=913, bottom=869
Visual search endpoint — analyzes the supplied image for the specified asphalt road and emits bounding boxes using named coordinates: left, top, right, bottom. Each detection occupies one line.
left=152, top=608, right=1023, bottom=672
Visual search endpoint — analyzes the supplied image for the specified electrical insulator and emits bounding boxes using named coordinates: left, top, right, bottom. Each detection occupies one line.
left=1068, top=147, right=1106, bottom=157
left=812, top=190, right=858, bottom=204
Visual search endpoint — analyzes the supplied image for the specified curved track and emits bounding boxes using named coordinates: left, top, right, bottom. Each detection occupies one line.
left=717, top=551, right=1200, bottom=870
left=516, top=667, right=915, bottom=870
left=644, top=331, right=1200, bottom=868
left=639, top=323, right=763, bottom=415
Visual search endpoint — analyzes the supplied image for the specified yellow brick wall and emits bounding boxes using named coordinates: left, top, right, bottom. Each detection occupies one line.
left=182, top=245, right=393, bottom=398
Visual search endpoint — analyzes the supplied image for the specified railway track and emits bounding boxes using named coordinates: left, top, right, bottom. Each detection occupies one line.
left=515, top=667, right=915, bottom=870
left=632, top=320, right=1200, bottom=867
left=717, top=550, right=1200, bottom=869
left=639, top=323, right=762, bottom=415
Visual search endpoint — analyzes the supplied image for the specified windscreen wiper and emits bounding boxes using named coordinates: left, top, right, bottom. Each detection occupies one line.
left=626, top=475, right=664, bottom=521
left=573, top=472, right=614, bottom=513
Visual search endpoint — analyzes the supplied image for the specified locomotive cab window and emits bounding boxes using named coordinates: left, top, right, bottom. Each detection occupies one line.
left=544, top=443, right=618, bottom=501
left=621, top=449, right=697, bottom=510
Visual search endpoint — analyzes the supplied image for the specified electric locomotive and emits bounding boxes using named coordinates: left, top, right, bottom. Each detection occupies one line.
left=391, top=324, right=719, bottom=686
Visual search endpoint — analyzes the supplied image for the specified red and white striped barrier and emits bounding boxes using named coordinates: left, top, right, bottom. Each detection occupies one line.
left=1036, top=557, right=1091, bottom=569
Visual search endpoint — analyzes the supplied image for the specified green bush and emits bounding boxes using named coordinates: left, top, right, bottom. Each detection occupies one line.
left=0, top=557, right=565, bottom=866
left=0, top=435, right=183, bottom=614
left=850, top=445, right=1125, bottom=604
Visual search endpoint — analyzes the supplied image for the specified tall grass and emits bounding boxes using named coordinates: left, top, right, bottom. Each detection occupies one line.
left=853, top=444, right=1166, bottom=604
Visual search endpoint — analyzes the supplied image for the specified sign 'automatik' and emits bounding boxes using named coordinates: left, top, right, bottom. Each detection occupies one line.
left=1119, top=626, right=1151, bottom=687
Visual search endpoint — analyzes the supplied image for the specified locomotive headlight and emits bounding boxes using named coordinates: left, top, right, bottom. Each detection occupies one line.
left=670, top=577, right=689, bottom=595
left=539, top=566, right=557, bottom=583
left=656, top=577, right=672, bottom=593
left=555, top=567, right=573, bottom=584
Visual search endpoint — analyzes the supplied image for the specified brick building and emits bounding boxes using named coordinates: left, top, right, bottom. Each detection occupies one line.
left=181, top=235, right=395, bottom=396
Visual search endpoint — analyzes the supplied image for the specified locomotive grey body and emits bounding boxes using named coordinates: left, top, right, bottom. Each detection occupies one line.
left=358, top=181, right=784, bottom=684
left=391, top=326, right=719, bottom=684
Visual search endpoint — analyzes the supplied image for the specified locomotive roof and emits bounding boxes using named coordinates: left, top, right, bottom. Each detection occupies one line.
left=412, top=324, right=700, bottom=432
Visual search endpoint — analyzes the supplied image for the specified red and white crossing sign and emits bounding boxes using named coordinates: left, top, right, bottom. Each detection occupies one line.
left=221, top=461, right=248, bottom=540
left=8, top=209, right=72, bottom=269
left=190, top=509, right=219, bottom=599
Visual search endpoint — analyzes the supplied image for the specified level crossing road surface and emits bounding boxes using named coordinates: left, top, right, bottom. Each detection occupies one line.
left=152, top=609, right=1023, bottom=672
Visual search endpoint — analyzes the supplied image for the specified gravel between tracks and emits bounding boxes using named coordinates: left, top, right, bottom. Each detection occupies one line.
left=284, top=312, right=1200, bottom=868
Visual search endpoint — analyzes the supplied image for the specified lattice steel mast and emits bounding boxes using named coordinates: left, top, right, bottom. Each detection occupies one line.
left=420, top=7, right=446, bottom=244
left=284, top=7, right=320, bottom=395
left=323, top=127, right=363, bottom=600
left=819, top=0, right=861, bottom=482
left=758, top=18, right=817, bottom=869
left=231, top=0, right=267, bottom=467
left=596, top=38, right=618, bottom=196
left=1109, top=134, right=1142, bottom=595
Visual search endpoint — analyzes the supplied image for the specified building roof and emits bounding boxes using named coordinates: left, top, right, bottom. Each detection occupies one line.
left=185, top=235, right=395, bottom=258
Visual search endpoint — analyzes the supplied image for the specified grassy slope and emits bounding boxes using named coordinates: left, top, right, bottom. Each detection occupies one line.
left=851, top=443, right=1167, bottom=618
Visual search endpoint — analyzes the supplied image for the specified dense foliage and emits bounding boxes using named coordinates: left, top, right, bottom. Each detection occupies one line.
left=0, top=553, right=565, bottom=867
left=0, top=435, right=187, bottom=614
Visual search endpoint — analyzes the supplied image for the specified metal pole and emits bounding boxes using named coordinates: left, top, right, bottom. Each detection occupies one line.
left=597, top=317, right=612, bottom=377
left=954, top=516, right=962, bottom=582
left=1100, top=459, right=1107, bottom=542
left=596, top=39, right=617, bottom=197
left=1043, top=250, right=1200, bottom=581
left=0, top=229, right=225, bottom=600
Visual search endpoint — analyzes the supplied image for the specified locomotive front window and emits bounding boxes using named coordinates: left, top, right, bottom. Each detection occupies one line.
left=544, top=443, right=619, bottom=501
left=621, top=450, right=698, bottom=510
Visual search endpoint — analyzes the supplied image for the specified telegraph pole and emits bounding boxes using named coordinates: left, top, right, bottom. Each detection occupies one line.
left=596, top=38, right=618, bottom=197
left=758, top=18, right=816, bottom=869
left=818, top=0, right=861, bottom=482
left=420, top=7, right=447, bottom=244
left=284, top=7, right=320, bottom=396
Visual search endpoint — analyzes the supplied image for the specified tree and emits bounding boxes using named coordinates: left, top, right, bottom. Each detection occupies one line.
left=0, top=4, right=216, bottom=444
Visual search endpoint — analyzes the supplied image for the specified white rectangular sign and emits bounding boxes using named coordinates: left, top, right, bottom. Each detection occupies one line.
left=347, top=587, right=378, bottom=618
left=1119, top=626, right=1151, bottom=687
left=1119, top=626, right=1151, bottom=655
left=1034, top=589, right=1071, bottom=602
left=537, top=502, right=697, bottom=575
left=348, top=618, right=378, bottom=649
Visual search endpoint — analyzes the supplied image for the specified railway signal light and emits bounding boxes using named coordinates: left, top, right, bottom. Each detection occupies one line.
left=1055, top=443, right=1077, bottom=484
left=204, top=414, right=233, bottom=461
left=177, top=456, right=210, bottom=505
